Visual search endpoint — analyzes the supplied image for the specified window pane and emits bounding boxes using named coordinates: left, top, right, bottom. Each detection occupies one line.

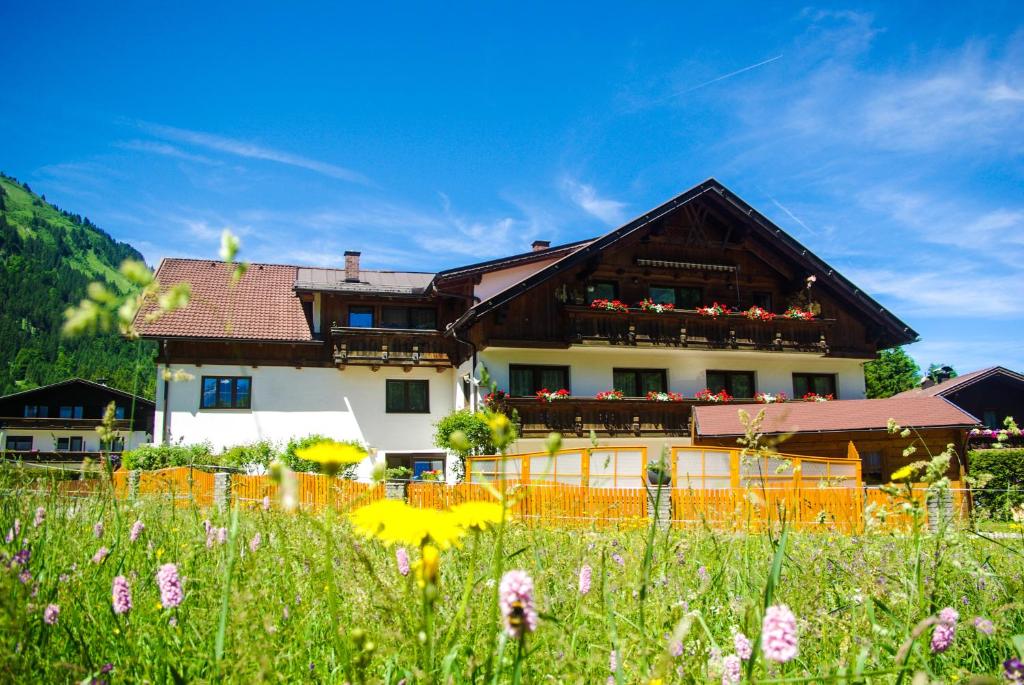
left=677, top=287, right=702, bottom=309
left=115, top=406, right=126, bottom=420
left=731, top=373, right=754, bottom=398
left=386, top=381, right=404, bottom=412
left=613, top=370, right=637, bottom=397
left=348, top=307, right=374, bottom=327
left=380, top=307, right=409, bottom=329
left=57, top=438, right=69, bottom=451
left=202, top=378, right=217, bottom=408
left=540, top=368, right=568, bottom=391
left=409, top=308, right=437, bottom=330
left=587, top=281, right=617, bottom=303
left=235, top=378, right=251, bottom=407
left=60, top=406, right=72, bottom=418
left=706, top=372, right=726, bottom=393
left=408, top=381, right=429, bottom=412
left=649, top=287, right=675, bottom=305
left=5, top=436, right=32, bottom=451
left=510, top=368, right=534, bottom=396
left=640, top=371, right=666, bottom=393
left=217, top=378, right=233, bottom=408
left=752, top=291, right=773, bottom=310
left=23, top=405, right=34, bottom=417
left=73, top=406, right=83, bottom=419
left=813, top=375, right=835, bottom=396
left=70, top=437, right=83, bottom=451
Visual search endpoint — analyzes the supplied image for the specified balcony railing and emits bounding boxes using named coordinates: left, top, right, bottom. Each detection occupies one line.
left=564, top=306, right=831, bottom=353
left=330, top=326, right=454, bottom=368
left=1, top=450, right=122, bottom=462
left=507, top=397, right=706, bottom=437
left=0, top=417, right=134, bottom=430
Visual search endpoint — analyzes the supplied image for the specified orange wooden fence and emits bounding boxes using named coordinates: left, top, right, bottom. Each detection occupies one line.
left=137, top=467, right=215, bottom=507
left=232, top=472, right=384, bottom=511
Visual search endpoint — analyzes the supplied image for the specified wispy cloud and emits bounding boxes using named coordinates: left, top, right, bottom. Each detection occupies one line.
left=560, top=177, right=627, bottom=224
left=115, top=140, right=221, bottom=166
left=137, top=121, right=371, bottom=184
left=675, top=54, right=783, bottom=96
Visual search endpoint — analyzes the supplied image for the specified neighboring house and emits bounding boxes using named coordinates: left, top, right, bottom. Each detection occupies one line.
left=895, top=366, right=1024, bottom=430
left=135, top=178, right=919, bottom=479
left=692, top=396, right=979, bottom=484
left=0, top=379, right=155, bottom=459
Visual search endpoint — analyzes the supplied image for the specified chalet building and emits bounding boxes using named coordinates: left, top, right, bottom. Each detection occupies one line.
left=895, top=366, right=1024, bottom=431
left=136, top=179, right=919, bottom=479
left=0, top=379, right=155, bottom=461
left=692, top=396, right=978, bottom=484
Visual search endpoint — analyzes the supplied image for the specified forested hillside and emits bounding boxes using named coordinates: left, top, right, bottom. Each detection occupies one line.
left=0, top=172, right=156, bottom=397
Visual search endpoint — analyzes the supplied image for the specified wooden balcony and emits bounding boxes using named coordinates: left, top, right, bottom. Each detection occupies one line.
left=0, top=417, right=134, bottom=431
left=507, top=396, right=703, bottom=437
left=2, top=450, right=122, bottom=462
left=564, top=306, right=831, bottom=354
left=330, top=326, right=454, bottom=369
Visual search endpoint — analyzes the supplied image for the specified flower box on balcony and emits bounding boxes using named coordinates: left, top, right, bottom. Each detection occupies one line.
left=595, top=390, right=625, bottom=401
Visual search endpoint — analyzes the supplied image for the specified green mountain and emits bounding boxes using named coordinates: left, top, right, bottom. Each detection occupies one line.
left=0, top=172, right=156, bottom=398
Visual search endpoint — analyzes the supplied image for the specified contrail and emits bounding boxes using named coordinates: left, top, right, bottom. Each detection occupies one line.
left=678, top=54, right=783, bottom=95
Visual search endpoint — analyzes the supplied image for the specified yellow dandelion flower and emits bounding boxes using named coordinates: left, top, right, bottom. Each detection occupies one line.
left=349, top=499, right=409, bottom=539
left=413, top=544, right=441, bottom=587
left=156, top=547, right=164, bottom=560
left=449, top=501, right=505, bottom=532
left=295, top=440, right=367, bottom=476
left=349, top=500, right=465, bottom=549
left=890, top=465, right=915, bottom=482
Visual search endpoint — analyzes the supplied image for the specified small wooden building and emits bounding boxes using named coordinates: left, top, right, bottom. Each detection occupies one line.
left=692, top=397, right=979, bottom=484
left=895, top=366, right=1024, bottom=431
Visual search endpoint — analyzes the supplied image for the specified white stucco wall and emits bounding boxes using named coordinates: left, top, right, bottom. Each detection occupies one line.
left=474, top=258, right=560, bottom=302
left=475, top=347, right=867, bottom=399
left=156, top=364, right=453, bottom=478
left=1, top=429, right=149, bottom=453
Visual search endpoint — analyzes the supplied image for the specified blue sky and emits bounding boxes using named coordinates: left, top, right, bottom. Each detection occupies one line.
left=2, top=3, right=1022, bottom=373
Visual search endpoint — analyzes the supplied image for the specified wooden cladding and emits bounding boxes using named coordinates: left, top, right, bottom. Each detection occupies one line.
left=331, top=327, right=454, bottom=368
left=508, top=397, right=694, bottom=437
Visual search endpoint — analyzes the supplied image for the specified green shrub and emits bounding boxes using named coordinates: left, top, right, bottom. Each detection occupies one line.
left=220, top=440, right=279, bottom=468
left=970, top=448, right=1024, bottom=519
left=122, top=442, right=214, bottom=470
left=282, top=434, right=362, bottom=478
left=433, top=410, right=505, bottom=457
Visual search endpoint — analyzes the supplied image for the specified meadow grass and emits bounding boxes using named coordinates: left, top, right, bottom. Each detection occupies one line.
left=1, top=472, right=1022, bottom=683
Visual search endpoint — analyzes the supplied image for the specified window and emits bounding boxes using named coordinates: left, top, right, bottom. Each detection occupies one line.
left=509, top=365, right=570, bottom=397
left=793, top=373, right=838, bottom=398
left=347, top=306, right=375, bottom=328
left=706, top=370, right=756, bottom=398
left=59, top=406, right=84, bottom=419
left=752, top=291, right=773, bottom=311
left=106, top=437, right=125, bottom=452
left=56, top=437, right=84, bottom=451
left=381, top=307, right=437, bottom=330
left=863, top=451, right=883, bottom=483
left=586, top=280, right=618, bottom=303
left=23, top=405, right=48, bottom=418
left=200, top=376, right=252, bottom=409
left=982, top=410, right=998, bottom=429
left=612, top=368, right=667, bottom=397
left=114, top=406, right=126, bottom=420
left=5, top=436, right=32, bottom=451
left=386, top=380, right=430, bottom=413
left=649, top=285, right=702, bottom=309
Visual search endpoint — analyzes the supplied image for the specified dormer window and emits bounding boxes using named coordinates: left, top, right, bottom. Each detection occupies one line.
left=586, top=281, right=618, bottom=303
left=649, top=285, right=702, bottom=309
left=348, top=306, right=374, bottom=328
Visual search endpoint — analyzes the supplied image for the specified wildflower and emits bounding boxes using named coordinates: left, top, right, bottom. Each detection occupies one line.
left=612, top=553, right=625, bottom=567
left=499, top=570, right=538, bottom=638
left=413, top=544, right=440, bottom=587
left=579, top=564, right=592, bottom=595
left=12, top=548, right=30, bottom=567
left=350, top=500, right=465, bottom=549
left=890, top=465, right=915, bottom=482
left=698, top=565, right=709, bottom=582
left=205, top=528, right=216, bottom=549
left=761, top=604, right=799, bottom=663
left=609, top=649, right=617, bottom=672
left=33, top=507, right=45, bottom=528
left=112, top=576, right=132, bottom=615
left=931, top=607, right=958, bottom=653
left=670, top=640, right=684, bottom=657
left=91, top=547, right=109, bottom=564
left=1005, top=657, right=1024, bottom=683
left=43, top=604, right=59, bottom=625
left=19, top=570, right=31, bottom=584
left=156, top=563, right=183, bottom=609
left=249, top=533, right=261, bottom=553
left=734, top=631, right=753, bottom=660
left=203, top=519, right=212, bottom=535
left=93, top=522, right=104, bottom=539
left=449, top=501, right=505, bottom=531
left=722, top=655, right=741, bottom=685
left=396, top=547, right=410, bottom=576
left=294, top=440, right=367, bottom=476
left=217, top=528, right=228, bottom=545
left=262, top=495, right=270, bottom=511
left=973, top=617, right=994, bottom=635
left=6, top=518, right=21, bottom=543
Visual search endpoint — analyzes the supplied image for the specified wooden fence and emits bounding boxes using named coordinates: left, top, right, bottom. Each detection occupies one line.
left=232, top=472, right=384, bottom=511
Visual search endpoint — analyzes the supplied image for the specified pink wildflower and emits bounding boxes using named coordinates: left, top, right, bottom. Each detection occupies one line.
left=33, top=507, right=45, bottom=528
left=43, top=603, right=59, bottom=625
left=973, top=616, right=995, bottom=635
left=611, top=553, right=625, bottom=567
left=203, top=519, right=212, bottom=535
left=931, top=607, right=959, bottom=653
left=498, top=570, right=538, bottom=638
left=156, top=563, right=183, bottom=609
left=6, top=518, right=20, bottom=543
left=396, top=547, right=410, bottom=576
left=670, top=640, right=684, bottom=657
left=579, top=564, right=592, bottom=595
left=249, top=533, right=261, bottom=553
left=91, top=547, right=109, bottom=564
left=93, top=522, right=104, bottom=539
left=761, top=604, right=798, bottom=663
left=112, top=575, right=132, bottom=615
left=262, top=495, right=270, bottom=511
left=205, top=527, right=216, bottom=549
left=217, top=527, right=228, bottom=544
left=722, top=655, right=741, bottom=685
left=609, top=649, right=617, bottom=671
left=19, top=570, right=31, bottom=584
left=734, top=631, right=753, bottom=660
left=129, top=520, right=144, bottom=542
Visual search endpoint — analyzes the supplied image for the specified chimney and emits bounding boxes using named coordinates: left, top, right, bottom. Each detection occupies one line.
left=344, top=251, right=361, bottom=282
left=531, top=240, right=551, bottom=252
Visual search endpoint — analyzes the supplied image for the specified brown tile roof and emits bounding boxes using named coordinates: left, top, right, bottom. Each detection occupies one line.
left=433, top=238, right=596, bottom=281
left=693, top=396, right=979, bottom=437
left=894, top=366, right=1024, bottom=398
left=136, top=259, right=314, bottom=342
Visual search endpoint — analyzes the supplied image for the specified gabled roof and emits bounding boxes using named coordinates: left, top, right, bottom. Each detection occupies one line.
left=693, top=396, right=978, bottom=437
left=0, top=378, right=155, bottom=406
left=295, top=267, right=434, bottom=295
left=895, top=366, right=1024, bottom=398
left=136, top=259, right=315, bottom=342
left=433, top=238, right=596, bottom=283
left=448, top=178, right=919, bottom=349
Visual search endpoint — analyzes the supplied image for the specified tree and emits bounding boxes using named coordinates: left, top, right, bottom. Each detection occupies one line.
left=926, top=363, right=958, bottom=384
left=864, top=347, right=920, bottom=398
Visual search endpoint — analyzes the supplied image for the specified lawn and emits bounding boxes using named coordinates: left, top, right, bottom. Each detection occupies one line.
left=2, top=471, right=1022, bottom=683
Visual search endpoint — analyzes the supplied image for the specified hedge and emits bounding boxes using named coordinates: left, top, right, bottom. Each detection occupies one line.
left=970, top=448, right=1024, bottom=520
